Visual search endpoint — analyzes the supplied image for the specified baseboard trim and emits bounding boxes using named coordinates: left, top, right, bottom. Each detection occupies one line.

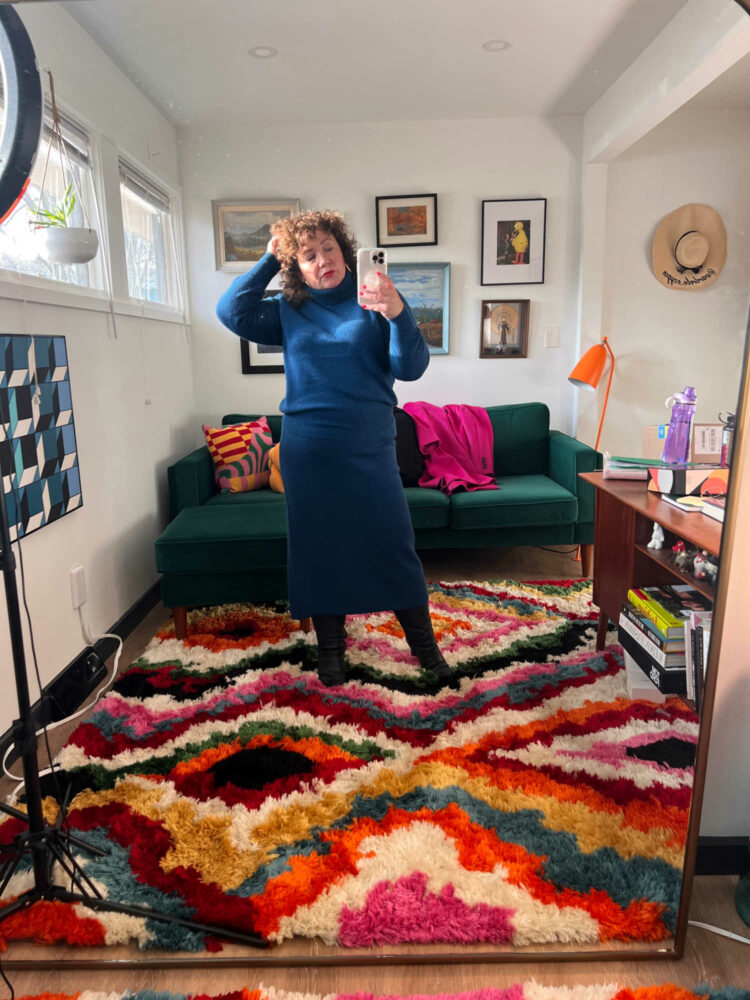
left=0, top=582, right=162, bottom=767
left=695, top=836, right=750, bottom=876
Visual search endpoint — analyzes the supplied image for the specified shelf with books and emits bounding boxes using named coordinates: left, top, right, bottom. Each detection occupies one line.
left=579, top=472, right=722, bottom=653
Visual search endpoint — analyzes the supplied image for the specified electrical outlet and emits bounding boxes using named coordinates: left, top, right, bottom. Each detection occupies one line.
left=70, top=565, right=86, bottom=609
left=545, top=326, right=561, bottom=349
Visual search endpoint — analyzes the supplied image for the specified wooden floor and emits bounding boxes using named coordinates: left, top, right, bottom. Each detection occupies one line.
left=2, top=546, right=749, bottom=995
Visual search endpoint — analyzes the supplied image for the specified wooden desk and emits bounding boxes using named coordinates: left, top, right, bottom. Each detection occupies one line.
left=580, top=472, right=721, bottom=650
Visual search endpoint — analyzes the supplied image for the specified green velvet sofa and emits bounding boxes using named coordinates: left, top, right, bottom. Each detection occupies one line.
left=155, top=402, right=601, bottom=636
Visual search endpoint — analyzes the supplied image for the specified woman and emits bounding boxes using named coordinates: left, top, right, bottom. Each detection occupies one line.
left=216, top=209, right=450, bottom=687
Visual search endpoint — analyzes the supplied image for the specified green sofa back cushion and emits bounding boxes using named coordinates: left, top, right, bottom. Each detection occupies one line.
left=486, top=403, right=549, bottom=476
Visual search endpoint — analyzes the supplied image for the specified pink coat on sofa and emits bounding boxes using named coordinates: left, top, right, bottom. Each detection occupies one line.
left=403, top=402, right=498, bottom=495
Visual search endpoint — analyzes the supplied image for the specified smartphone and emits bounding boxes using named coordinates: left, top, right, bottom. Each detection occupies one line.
left=356, top=247, right=387, bottom=301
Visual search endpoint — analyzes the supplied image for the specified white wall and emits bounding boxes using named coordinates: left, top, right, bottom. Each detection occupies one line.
left=180, top=116, right=583, bottom=436
left=578, top=105, right=750, bottom=455
left=0, top=7, right=197, bottom=734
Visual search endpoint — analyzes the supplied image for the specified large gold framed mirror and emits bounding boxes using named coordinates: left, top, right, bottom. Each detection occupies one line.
left=0, top=0, right=748, bottom=971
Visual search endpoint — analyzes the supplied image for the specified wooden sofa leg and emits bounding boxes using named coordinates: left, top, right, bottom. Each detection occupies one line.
left=580, top=544, right=594, bottom=579
left=173, top=606, right=188, bottom=640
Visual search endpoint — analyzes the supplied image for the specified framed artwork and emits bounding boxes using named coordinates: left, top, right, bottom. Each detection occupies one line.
left=240, top=287, right=284, bottom=374
left=0, top=334, right=82, bottom=539
left=481, top=198, right=546, bottom=285
left=480, top=299, right=530, bottom=359
left=389, top=262, right=450, bottom=354
left=375, top=194, right=438, bottom=247
left=213, top=198, right=300, bottom=272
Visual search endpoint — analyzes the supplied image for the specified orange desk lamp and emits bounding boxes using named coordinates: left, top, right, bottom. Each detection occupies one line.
left=568, top=336, right=615, bottom=451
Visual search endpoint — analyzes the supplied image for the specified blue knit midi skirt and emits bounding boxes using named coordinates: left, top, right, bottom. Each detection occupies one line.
left=280, top=424, right=429, bottom=619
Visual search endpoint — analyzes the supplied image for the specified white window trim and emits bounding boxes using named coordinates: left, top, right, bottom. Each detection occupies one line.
left=0, top=91, right=191, bottom=327
left=118, top=154, right=189, bottom=318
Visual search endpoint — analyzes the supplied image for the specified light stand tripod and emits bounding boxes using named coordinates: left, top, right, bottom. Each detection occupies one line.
left=0, top=479, right=267, bottom=949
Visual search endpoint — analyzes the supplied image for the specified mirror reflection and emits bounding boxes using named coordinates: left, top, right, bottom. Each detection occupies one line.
left=0, top=0, right=748, bottom=969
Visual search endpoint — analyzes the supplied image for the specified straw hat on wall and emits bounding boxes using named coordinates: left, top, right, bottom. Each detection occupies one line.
left=651, top=203, right=726, bottom=291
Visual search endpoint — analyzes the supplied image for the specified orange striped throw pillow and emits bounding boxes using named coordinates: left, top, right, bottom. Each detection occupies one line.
left=202, top=417, right=273, bottom=492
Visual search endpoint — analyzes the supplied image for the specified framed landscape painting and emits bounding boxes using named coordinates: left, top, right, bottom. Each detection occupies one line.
left=213, top=198, right=300, bottom=272
left=389, top=261, right=450, bottom=354
left=375, top=194, right=438, bottom=247
left=481, top=198, right=546, bottom=285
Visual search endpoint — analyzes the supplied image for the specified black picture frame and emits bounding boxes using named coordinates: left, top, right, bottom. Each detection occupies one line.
left=239, top=288, right=284, bottom=374
left=481, top=198, right=546, bottom=285
left=375, top=194, right=438, bottom=247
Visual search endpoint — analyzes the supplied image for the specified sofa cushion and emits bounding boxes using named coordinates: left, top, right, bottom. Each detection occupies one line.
left=403, top=486, right=450, bottom=529
left=205, top=489, right=286, bottom=508
left=449, top=475, right=577, bottom=530
left=394, top=407, right=425, bottom=487
left=155, top=506, right=287, bottom=574
left=486, top=403, right=550, bottom=476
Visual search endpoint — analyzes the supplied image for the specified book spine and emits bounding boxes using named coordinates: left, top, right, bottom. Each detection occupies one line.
left=684, top=618, right=694, bottom=702
left=627, top=588, right=683, bottom=635
left=620, top=603, right=677, bottom=649
left=694, top=625, right=704, bottom=712
left=618, top=611, right=668, bottom=666
left=617, top=629, right=686, bottom=694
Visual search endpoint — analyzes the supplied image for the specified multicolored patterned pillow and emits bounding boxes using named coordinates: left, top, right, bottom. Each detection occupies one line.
left=202, top=417, right=273, bottom=493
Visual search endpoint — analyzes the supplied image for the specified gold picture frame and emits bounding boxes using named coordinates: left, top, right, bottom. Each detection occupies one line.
left=213, top=198, right=300, bottom=272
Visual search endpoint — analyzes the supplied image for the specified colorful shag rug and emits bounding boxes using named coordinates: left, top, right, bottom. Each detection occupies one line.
left=0, top=580, right=699, bottom=953
left=9, top=986, right=750, bottom=1000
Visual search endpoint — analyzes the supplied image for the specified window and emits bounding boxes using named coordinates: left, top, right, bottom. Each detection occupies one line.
left=0, top=102, right=104, bottom=290
left=119, top=160, right=179, bottom=308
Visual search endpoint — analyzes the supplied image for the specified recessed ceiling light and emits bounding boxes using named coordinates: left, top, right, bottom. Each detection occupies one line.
left=482, top=39, right=512, bottom=53
left=249, top=46, right=278, bottom=59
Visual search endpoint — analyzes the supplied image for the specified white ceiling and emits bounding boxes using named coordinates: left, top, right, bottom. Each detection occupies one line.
left=58, top=0, right=707, bottom=128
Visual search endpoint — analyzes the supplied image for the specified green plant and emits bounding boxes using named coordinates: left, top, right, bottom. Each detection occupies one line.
left=30, top=182, right=76, bottom=228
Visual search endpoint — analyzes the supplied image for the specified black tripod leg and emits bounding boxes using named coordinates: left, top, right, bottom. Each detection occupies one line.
left=45, top=837, right=103, bottom=899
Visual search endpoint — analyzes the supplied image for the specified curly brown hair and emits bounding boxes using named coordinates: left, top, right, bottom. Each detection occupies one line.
left=270, top=209, right=358, bottom=306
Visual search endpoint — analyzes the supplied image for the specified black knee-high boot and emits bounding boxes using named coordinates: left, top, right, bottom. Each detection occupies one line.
left=312, top=614, right=347, bottom=687
left=394, top=604, right=451, bottom=681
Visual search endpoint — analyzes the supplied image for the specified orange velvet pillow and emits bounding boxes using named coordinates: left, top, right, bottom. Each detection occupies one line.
left=268, top=443, right=284, bottom=493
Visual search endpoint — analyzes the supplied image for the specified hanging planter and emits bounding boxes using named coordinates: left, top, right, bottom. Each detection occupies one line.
left=28, top=71, right=100, bottom=266
left=32, top=182, right=99, bottom=263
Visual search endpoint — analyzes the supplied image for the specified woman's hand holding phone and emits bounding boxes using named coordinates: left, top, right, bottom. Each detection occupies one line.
left=359, top=273, right=404, bottom=320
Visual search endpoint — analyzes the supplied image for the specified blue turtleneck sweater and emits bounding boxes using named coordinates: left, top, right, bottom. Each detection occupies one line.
left=216, top=253, right=429, bottom=441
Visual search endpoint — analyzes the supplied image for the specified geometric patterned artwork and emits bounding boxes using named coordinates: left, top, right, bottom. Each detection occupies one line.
left=0, top=335, right=82, bottom=539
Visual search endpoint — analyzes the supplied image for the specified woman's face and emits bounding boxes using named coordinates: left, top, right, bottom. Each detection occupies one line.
left=296, top=229, right=346, bottom=290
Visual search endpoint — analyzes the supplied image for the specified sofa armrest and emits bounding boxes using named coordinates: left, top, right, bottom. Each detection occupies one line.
left=168, top=447, right=216, bottom=520
left=548, top=431, right=602, bottom=524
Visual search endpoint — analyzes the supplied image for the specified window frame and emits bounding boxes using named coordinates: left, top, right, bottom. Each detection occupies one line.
left=0, top=88, right=189, bottom=325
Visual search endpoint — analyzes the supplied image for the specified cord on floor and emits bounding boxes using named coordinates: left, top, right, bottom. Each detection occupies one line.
left=689, top=919, right=750, bottom=944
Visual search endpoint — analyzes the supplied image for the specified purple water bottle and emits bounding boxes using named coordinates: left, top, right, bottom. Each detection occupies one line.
left=661, top=386, right=696, bottom=465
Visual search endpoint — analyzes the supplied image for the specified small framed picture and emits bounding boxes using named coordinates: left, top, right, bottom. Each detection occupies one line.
left=240, top=287, right=284, bottom=374
left=481, top=198, right=546, bottom=285
left=375, top=194, right=438, bottom=247
left=480, top=300, right=529, bottom=359
left=213, top=198, right=300, bottom=272
left=389, top=262, right=450, bottom=354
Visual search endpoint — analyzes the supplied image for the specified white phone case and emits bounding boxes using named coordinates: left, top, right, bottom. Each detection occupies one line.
left=356, top=247, right=387, bottom=300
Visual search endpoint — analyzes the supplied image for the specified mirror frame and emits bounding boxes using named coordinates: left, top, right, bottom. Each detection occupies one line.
left=0, top=0, right=748, bottom=971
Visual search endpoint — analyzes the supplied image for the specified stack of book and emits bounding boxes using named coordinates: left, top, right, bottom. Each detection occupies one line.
left=617, top=584, right=712, bottom=698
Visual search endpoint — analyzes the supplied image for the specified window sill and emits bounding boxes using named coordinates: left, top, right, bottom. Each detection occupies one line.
left=0, top=273, right=189, bottom=326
